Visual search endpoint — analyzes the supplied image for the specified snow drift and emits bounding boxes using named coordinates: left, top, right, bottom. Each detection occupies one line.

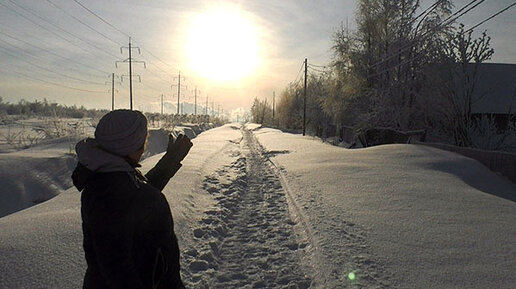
left=254, top=126, right=516, bottom=288
left=0, top=123, right=215, bottom=218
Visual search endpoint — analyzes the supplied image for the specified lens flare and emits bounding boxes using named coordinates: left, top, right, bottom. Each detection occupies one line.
left=348, top=272, right=356, bottom=281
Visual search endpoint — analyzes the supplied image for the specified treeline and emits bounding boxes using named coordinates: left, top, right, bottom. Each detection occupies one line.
left=252, top=0, right=515, bottom=151
left=0, top=97, right=228, bottom=127
left=145, top=112, right=229, bottom=128
left=0, top=97, right=108, bottom=119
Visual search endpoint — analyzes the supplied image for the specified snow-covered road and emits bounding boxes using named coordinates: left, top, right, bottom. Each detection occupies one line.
left=177, top=127, right=311, bottom=288
left=1, top=124, right=515, bottom=289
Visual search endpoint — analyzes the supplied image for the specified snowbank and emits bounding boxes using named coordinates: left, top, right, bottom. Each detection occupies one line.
left=0, top=137, right=79, bottom=218
left=0, top=124, right=217, bottom=218
left=253, top=126, right=516, bottom=289
left=0, top=124, right=239, bottom=289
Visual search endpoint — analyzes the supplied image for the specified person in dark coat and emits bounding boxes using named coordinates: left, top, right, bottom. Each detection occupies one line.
left=72, top=110, right=192, bottom=289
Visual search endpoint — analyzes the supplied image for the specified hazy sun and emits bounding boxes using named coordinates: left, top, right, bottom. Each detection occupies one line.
left=186, top=6, right=260, bottom=82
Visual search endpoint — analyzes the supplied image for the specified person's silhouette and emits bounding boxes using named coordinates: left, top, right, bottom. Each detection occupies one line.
left=72, top=109, right=192, bottom=289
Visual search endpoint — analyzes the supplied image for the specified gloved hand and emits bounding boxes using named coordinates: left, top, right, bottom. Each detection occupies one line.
left=145, top=133, right=193, bottom=190
left=166, top=133, right=192, bottom=163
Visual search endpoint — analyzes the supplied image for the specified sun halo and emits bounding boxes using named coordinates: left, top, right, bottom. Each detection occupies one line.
left=185, top=7, right=260, bottom=82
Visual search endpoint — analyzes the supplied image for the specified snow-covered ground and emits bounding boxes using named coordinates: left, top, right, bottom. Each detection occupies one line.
left=254, top=126, right=516, bottom=289
left=1, top=124, right=515, bottom=288
left=0, top=120, right=214, bottom=218
left=0, top=117, right=93, bottom=217
left=0, top=137, right=79, bottom=218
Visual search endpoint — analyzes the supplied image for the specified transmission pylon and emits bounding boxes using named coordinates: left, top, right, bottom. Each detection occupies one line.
left=116, top=37, right=146, bottom=110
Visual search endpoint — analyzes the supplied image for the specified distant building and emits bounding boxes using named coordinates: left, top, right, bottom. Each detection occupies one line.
left=471, top=63, right=516, bottom=129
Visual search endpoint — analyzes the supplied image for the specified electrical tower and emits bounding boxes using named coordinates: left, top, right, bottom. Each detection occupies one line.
left=105, top=73, right=120, bottom=111
left=160, top=94, right=164, bottom=115
left=194, top=87, right=199, bottom=116
left=116, top=37, right=146, bottom=110
left=172, top=71, right=187, bottom=115
left=272, top=91, right=275, bottom=120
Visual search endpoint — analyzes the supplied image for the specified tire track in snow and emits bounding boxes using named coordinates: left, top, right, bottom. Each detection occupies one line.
left=182, top=127, right=311, bottom=289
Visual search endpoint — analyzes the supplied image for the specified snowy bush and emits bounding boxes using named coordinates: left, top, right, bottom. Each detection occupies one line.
left=33, top=117, right=86, bottom=139
left=0, top=125, right=44, bottom=150
left=468, top=116, right=516, bottom=152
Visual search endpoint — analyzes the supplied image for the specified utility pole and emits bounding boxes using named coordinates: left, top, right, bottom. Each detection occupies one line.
left=205, top=95, right=208, bottom=115
left=128, top=39, right=133, bottom=109
left=194, top=87, right=198, bottom=116
left=177, top=71, right=181, bottom=114
left=172, top=71, right=187, bottom=115
left=272, top=91, right=275, bottom=119
left=111, top=73, right=115, bottom=110
left=303, top=58, right=307, bottom=136
left=116, top=37, right=145, bottom=110
left=161, top=94, right=164, bottom=115
left=105, top=73, right=120, bottom=111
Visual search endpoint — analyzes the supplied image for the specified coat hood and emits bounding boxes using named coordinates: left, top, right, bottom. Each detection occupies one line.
left=76, top=138, right=135, bottom=173
left=72, top=138, right=137, bottom=191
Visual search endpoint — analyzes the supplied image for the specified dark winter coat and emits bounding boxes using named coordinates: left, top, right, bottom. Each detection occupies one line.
left=72, top=138, right=185, bottom=289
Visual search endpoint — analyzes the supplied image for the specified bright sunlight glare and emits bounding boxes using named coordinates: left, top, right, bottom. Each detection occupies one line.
left=186, top=6, right=260, bottom=82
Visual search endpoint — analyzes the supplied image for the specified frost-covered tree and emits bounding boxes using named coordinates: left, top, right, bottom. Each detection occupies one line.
left=433, top=24, right=495, bottom=147
left=333, top=0, right=452, bottom=130
left=276, top=83, right=303, bottom=130
left=250, top=97, right=274, bottom=126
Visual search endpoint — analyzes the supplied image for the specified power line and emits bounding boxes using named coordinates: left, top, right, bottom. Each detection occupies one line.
left=140, top=64, right=178, bottom=86
left=465, top=1, right=516, bottom=33
left=0, top=43, right=105, bottom=85
left=7, top=0, right=120, bottom=59
left=413, top=0, right=443, bottom=23
left=0, top=42, right=105, bottom=82
left=369, top=0, right=486, bottom=70
left=135, top=41, right=181, bottom=74
left=0, top=1, right=116, bottom=61
left=308, top=63, right=327, bottom=69
left=365, top=1, right=514, bottom=81
left=443, top=0, right=486, bottom=26
left=0, top=2, right=91, bottom=55
left=0, top=66, right=105, bottom=93
left=71, top=0, right=128, bottom=37
left=293, top=60, right=306, bottom=85
left=69, top=0, right=198, bottom=99
left=0, top=30, right=110, bottom=76
left=308, top=66, right=327, bottom=74
left=44, top=0, right=123, bottom=47
left=71, top=0, right=181, bottom=76
left=139, top=82, right=167, bottom=95
left=4, top=0, right=203, bottom=100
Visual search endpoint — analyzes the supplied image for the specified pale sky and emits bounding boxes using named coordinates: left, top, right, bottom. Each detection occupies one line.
left=0, top=0, right=514, bottom=114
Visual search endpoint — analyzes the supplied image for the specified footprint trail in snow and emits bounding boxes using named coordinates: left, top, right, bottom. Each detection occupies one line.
left=182, top=127, right=311, bottom=288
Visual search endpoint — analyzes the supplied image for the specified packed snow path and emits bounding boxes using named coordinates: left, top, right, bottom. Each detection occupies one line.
left=182, top=127, right=311, bottom=288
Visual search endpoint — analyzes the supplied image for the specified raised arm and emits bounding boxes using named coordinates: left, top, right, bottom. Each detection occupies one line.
left=145, top=134, right=192, bottom=191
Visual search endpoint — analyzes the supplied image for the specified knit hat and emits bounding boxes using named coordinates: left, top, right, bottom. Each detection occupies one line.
left=94, top=109, right=148, bottom=156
